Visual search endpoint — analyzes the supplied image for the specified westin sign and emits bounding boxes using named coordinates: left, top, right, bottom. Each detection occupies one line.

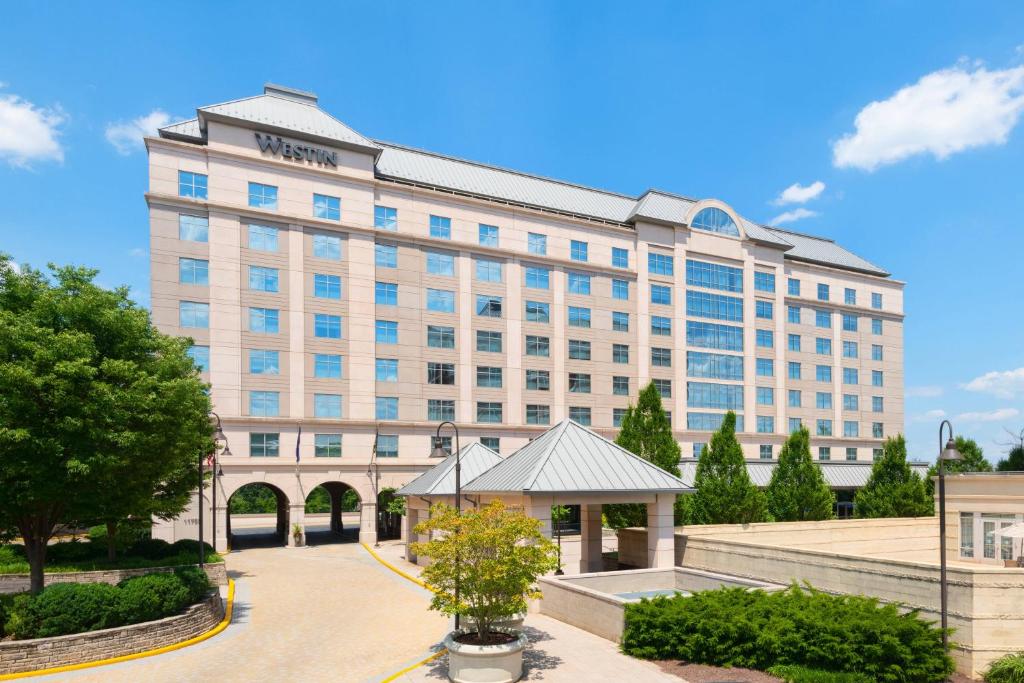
left=256, top=133, right=337, bottom=167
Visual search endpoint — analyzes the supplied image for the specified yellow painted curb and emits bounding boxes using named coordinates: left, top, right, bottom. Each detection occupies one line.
left=380, top=649, right=445, bottom=682
left=0, top=579, right=236, bottom=680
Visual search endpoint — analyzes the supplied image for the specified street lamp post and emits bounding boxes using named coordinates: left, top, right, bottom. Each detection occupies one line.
left=368, top=423, right=383, bottom=547
left=430, top=421, right=461, bottom=630
left=200, top=413, right=231, bottom=568
left=937, top=419, right=962, bottom=652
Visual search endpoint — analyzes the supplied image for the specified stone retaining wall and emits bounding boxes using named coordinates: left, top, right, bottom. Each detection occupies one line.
left=0, top=592, right=224, bottom=675
left=0, top=562, right=228, bottom=594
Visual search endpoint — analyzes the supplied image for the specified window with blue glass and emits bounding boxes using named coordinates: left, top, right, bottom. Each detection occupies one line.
left=839, top=341, right=856, bottom=358
left=248, top=182, right=278, bottom=209
left=789, top=389, right=801, bottom=407
left=687, top=290, right=742, bottom=322
left=528, top=232, right=547, bottom=255
left=314, top=314, right=341, bottom=338
left=248, top=224, right=279, bottom=251
left=844, top=288, right=856, bottom=305
left=525, top=369, right=550, bottom=391
left=816, top=337, right=832, bottom=355
left=686, top=259, right=743, bottom=292
left=524, top=266, right=550, bottom=289
left=249, top=349, right=279, bottom=375
left=567, top=272, right=591, bottom=295
left=872, top=396, right=883, bottom=412
left=756, top=300, right=774, bottom=320
left=756, top=358, right=774, bottom=377
left=757, top=416, right=775, bottom=434
left=690, top=207, right=740, bottom=237
left=376, top=397, right=398, bottom=420
left=816, top=365, right=832, bottom=382
left=872, top=370, right=883, bottom=387
left=477, top=366, right=503, bottom=388
left=612, top=278, right=628, bottom=300
left=686, top=321, right=743, bottom=351
left=313, top=193, right=340, bottom=220
left=476, top=295, right=502, bottom=318
left=817, top=419, right=833, bottom=437
left=612, top=311, right=629, bottom=332
left=477, top=402, right=503, bottom=423
left=567, top=339, right=590, bottom=360
left=525, top=301, right=550, bottom=323
left=754, top=272, right=775, bottom=293
left=613, top=376, right=629, bottom=396
left=374, top=243, right=396, bottom=268
left=526, top=335, right=549, bottom=357
left=652, top=379, right=671, bottom=398
left=815, top=310, right=831, bottom=328
left=789, top=418, right=803, bottom=433
left=314, top=434, right=342, bottom=458
left=374, top=319, right=393, bottom=344
left=375, top=282, right=397, bottom=306
left=842, top=313, right=858, bottom=332
left=846, top=447, right=858, bottom=461
left=871, top=344, right=883, bottom=361
left=788, top=362, right=801, bottom=380
left=475, top=258, right=502, bottom=282
left=844, top=421, right=859, bottom=438
left=871, top=292, right=882, bottom=310
left=651, top=316, right=672, bottom=336
left=178, top=171, right=208, bottom=199
left=426, top=288, right=455, bottom=313
left=872, top=422, right=884, bottom=438
left=650, top=347, right=670, bottom=367
left=376, top=435, right=399, bottom=457
left=843, top=368, right=858, bottom=385
left=425, top=250, right=455, bottom=276
left=180, top=301, right=209, bottom=327
left=428, top=400, right=455, bottom=422
left=179, top=258, right=208, bottom=285
left=788, top=305, right=801, bottom=324
left=568, top=306, right=591, bottom=328
left=375, top=358, right=398, bottom=382
left=248, top=266, right=279, bottom=292
left=314, top=394, right=342, bottom=418
left=788, top=334, right=801, bottom=352
left=760, top=444, right=773, bottom=459
left=756, top=387, right=774, bottom=405
left=756, top=330, right=774, bottom=349
left=651, top=284, right=671, bottom=306
left=788, top=278, right=800, bottom=296
left=872, top=318, right=882, bottom=334
left=427, top=325, right=455, bottom=349
left=843, top=394, right=858, bottom=411
left=570, top=240, right=588, bottom=262
left=248, top=307, right=278, bottom=334
left=187, top=345, right=209, bottom=372
left=688, top=413, right=745, bottom=432
left=429, top=215, right=451, bottom=239
left=314, top=354, right=341, bottom=379
left=374, top=205, right=397, bottom=230
left=649, top=252, right=674, bottom=276
left=314, top=234, right=342, bottom=260
left=479, top=224, right=499, bottom=247
left=817, top=283, right=830, bottom=301
left=687, top=382, right=744, bottom=409
left=686, top=352, right=744, bottom=380
left=476, top=331, right=502, bottom=352
left=249, top=391, right=279, bottom=417
left=313, top=274, right=341, bottom=299
left=611, top=247, right=628, bottom=268
left=179, top=215, right=209, bottom=242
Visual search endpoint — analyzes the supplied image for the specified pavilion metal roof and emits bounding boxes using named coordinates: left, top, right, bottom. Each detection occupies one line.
left=678, top=459, right=930, bottom=489
left=397, top=442, right=502, bottom=497
left=463, top=419, right=693, bottom=495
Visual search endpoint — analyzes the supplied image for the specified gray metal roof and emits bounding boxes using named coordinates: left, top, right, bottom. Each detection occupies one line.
left=678, top=460, right=930, bottom=489
left=740, top=218, right=793, bottom=248
left=627, top=191, right=696, bottom=224
left=463, top=419, right=693, bottom=494
left=397, top=442, right=502, bottom=497
left=159, top=118, right=203, bottom=142
left=763, top=228, right=889, bottom=276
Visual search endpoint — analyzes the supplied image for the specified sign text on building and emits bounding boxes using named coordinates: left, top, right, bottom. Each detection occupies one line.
left=255, top=133, right=337, bottom=167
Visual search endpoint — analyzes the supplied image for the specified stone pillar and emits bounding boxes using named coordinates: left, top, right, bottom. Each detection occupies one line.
left=212, top=503, right=229, bottom=553
left=404, top=507, right=418, bottom=563
left=360, top=502, right=378, bottom=545
left=579, top=504, right=603, bottom=574
left=287, top=504, right=305, bottom=548
left=329, top=486, right=343, bottom=534
left=647, top=494, right=675, bottom=569
left=528, top=497, right=554, bottom=539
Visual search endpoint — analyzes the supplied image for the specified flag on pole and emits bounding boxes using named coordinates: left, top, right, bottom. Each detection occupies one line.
left=295, top=424, right=302, bottom=463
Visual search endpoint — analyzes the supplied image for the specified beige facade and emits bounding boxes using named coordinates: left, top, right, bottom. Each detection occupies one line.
left=941, top=472, right=1024, bottom=566
left=148, top=85, right=905, bottom=548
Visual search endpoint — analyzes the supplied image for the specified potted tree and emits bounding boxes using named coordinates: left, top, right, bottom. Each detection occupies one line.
left=412, top=500, right=558, bottom=683
left=291, top=522, right=304, bottom=547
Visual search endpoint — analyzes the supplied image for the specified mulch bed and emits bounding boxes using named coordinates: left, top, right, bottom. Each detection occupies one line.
left=657, top=661, right=782, bottom=682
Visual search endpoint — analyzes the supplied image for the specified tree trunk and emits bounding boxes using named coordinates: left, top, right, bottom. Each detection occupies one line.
left=106, top=520, right=118, bottom=562
left=18, top=522, right=50, bottom=594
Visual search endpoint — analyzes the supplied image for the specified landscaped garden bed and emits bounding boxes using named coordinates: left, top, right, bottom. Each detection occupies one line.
left=0, top=537, right=220, bottom=575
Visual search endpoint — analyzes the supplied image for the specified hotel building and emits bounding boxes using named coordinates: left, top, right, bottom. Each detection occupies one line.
left=147, top=84, right=904, bottom=547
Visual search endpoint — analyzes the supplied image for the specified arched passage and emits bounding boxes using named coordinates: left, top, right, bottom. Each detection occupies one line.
left=226, top=482, right=290, bottom=549
left=303, top=482, right=361, bottom=545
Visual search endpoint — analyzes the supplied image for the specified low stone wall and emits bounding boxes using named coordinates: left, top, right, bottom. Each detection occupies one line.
left=0, top=562, right=228, bottom=594
left=0, top=592, right=224, bottom=675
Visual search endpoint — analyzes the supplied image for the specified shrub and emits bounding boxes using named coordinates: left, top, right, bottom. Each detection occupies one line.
left=173, top=566, right=211, bottom=603
left=985, top=652, right=1024, bottom=683
left=622, top=585, right=954, bottom=683
left=169, top=539, right=216, bottom=559
left=127, top=538, right=173, bottom=559
left=8, top=582, right=123, bottom=639
left=116, top=572, right=192, bottom=623
left=767, top=665, right=875, bottom=683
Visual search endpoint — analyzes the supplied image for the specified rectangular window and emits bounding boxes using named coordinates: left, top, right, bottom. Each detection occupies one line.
left=567, top=272, right=591, bottom=295
left=843, top=368, right=859, bottom=385
left=525, top=301, right=550, bottom=323
left=844, top=288, right=856, bottom=306
left=568, top=306, right=591, bottom=328
left=526, top=404, right=551, bottom=425
left=524, top=266, right=550, bottom=289
left=686, top=259, right=743, bottom=292
left=756, top=300, right=774, bottom=320
left=756, top=358, right=774, bottom=377
left=872, top=318, right=883, bottom=335
left=651, top=284, right=671, bottom=305
left=248, top=224, right=279, bottom=252
left=570, top=240, right=588, bottom=262
left=476, top=330, right=503, bottom=353
left=756, top=387, right=774, bottom=406
left=688, top=413, right=745, bottom=432
left=313, top=273, right=341, bottom=299
left=426, top=288, right=455, bottom=313
left=314, top=354, right=341, bottom=379
left=844, top=421, right=859, bottom=438
left=372, top=242, right=395, bottom=270
left=248, top=182, right=278, bottom=209
left=526, top=335, right=550, bottom=357
left=375, top=358, right=398, bottom=382
left=314, top=314, right=341, bottom=339
left=788, top=305, right=801, bottom=324
left=816, top=392, right=833, bottom=409
left=686, top=321, right=744, bottom=352
left=315, top=234, right=343, bottom=260
left=429, top=215, right=451, bottom=239
left=475, top=258, right=503, bottom=283
left=249, top=391, right=280, bottom=417
left=374, top=205, right=397, bottom=230
left=686, top=382, right=744, bottom=410
left=248, top=265, right=279, bottom=292
left=246, top=307, right=278, bottom=334
left=653, top=378, right=672, bottom=398
left=427, top=362, right=456, bottom=385
left=815, top=310, right=832, bottom=329
left=872, top=396, right=883, bottom=413
left=250, top=432, right=279, bottom=457
left=788, top=362, right=801, bottom=380
left=613, top=408, right=628, bottom=427
left=476, top=366, right=503, bottom=388
left=612, top=278, right=629, bottom=300
left=612, top=247, right=629, bottom=268
left=568, top=372, right=591, bottom=393
left=871, top=344, right=883, bottom=361
left=613, top=344, right=630, bottom=364
left=846, top=447, right=858, bottom=462
left=788, top=334, right=801, bottom=352
left=568, top=339, right=591, bottom=360
left=651, top=347, right=671, bottom=367
left=816, top=365, right=832, bottom=383
left=178, top=171, right=207, bottom=199
left=427, top=325, right=455, bottom=349
left=960, top=513, right=974, bottom=558
left=525, top=369, right=550, bottom=391
left=375, top=282, right=397, bottom=306
left=694, top=443, right=706, bottom=458
left=375, top=397, right=398, bottom=420
left=872, top=292, right=883, bottom=310
left=425, top=250, right=455, bottom=276
left=313, top=193, right=340, bottom=220
left=479, top=437, right=500, bottom=452
left=476, top=295, right=503, bottom=318
left=478, top=224, right=499, bottom=247
left=375, top=320, right=397, bottom=344
left=760, top=444, right=773, bottom=459
left=843, top=394, right=859, bottom=411
left=249, top=349, right=280, bottom=375
left=179, top=258, right=209, bottom=285
left=817, top=283, right=830, bottom=301
left=476, top=402, right=502, bottom=423
left=428, top=400, right=455, bottom=422
left=568, top=406, right=592, bottom=426
left=528, top=232, right=547, bottom=255
left=612, top=311, right=629, bottom=332
left=789, top=418, right=803, bottom=433
left=651, top=316, right=672, bottom=336
left=788, top=278, right=800, bottom=296
left=613, top=376, right=629, bottom=396
left=842, top=313, right=858, bottom=332
left=872, top=370, right=884, bottom=387
left=376, top=435, right=399, bottom=458
left=819, top=447, right=831, bottom=461
left=314, top=434, right=342, bottom=458
left=178, top=214, right=209, bottom=242
left=754, top=272, right=776, bottom=293
left=817, top=419, right=833, bottom=437
left=687, top=290, right=743, bottom=322
left=187, top=345, right=210, bottom=372
left=757, top=416, right=775, bottom=434
left=788, top=389, right=801, bottom=407
left=314, top=393, right=342, bottom=418
left=842, top=341, right=858, bottom=358
left=687, top=352, right=744, bottom=380
left=816, top=337, right=832, bottom=356
left=873, top=422, right=884, bottom=438
left=648, top=252, right=674, bottom=276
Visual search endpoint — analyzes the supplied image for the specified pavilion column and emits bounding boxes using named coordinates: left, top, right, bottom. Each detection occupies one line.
left=647, top=494, right=675, bottom=568
left=579, top=504, right=603, bottom=574
left=359, top=502, right=378, bottom=545
left=404, top=507, right=418, bottom=563
left=527, top=496, right=553, bottom=539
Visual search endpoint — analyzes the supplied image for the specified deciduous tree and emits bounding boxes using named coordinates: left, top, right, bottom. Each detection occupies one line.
left=766, top=427, right=835, bottom=521
left=925, top=436, right=991, bottom=497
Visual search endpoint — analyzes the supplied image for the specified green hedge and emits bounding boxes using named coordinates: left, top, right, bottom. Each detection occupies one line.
left=621, top=585, right=953, bottom=682
left=0, top=538, right=219, bottom=575
left=985, top=653, right=1024, bottom=683
left=767, top=665, right=875, bottom=683
left=3, top=567, right=210, bottom=640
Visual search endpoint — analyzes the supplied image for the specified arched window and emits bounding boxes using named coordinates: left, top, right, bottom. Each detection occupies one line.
left=691, top=207, right=740, bottom=237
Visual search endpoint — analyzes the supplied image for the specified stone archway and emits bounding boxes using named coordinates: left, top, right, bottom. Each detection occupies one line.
left=226, top=481, right=290, bottom=549
left=303, top=482, right=361, bottom=545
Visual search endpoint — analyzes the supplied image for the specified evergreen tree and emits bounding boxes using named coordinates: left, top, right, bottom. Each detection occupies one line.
left=766, top=427, right=835, bottom=521
left=925, top=436, right=991, bottom=496
left=605, top=382, right=683, bottom=528
left=687, top=412, right=769, bottom=525
left=997, top=445, right=1024, bottom=472
left=855, top=435, right=932, bottom=518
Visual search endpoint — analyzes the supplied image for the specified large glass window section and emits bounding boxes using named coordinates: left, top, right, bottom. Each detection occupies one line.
left=314, top=434, right=342, bottom=458
left=686, top=321, right=744, bottom=352
left=425, top=251, right=455, bottom=276
left=479, top=224, right=499, bottom=247
left=475, top=258, right=503, bottom=283
left=314, top=394, right=342, bottom=418
left=570, top=240, right=588, bottom=262
left=687, top=382, right=744, bottom=410
left=248, top=182, right=278, bottom=209
left=612, top=279, right=629, bottom=300
left=375, top=359, right=398, bottom=382
left=568, top=306, right=591, bottom=328
left=686, top=290, right=743, bottom=322
left=524, top=266, right=550, bottom=289
left=690, top=207, right=740, bottom=237
left=426, top=288, right=455, bottom=312
left=526, top=404, right=551, bottom=425
left=611, top=247, right=628, bottom=268
left=315, top=234, right=343, bottom=260
left=376, top=435, right=399, bottom=457
left=248, top=225, right=279, bottom=252
left=375, top=282, right=398, bottom=306
left=648, top=252, right=674, bottom=276
left=688, top=412, right=744, bottom=432
left=477, top=366, right=503, bottom=388
left=187, top=345, right=210, bottom=372
left=476, top=331, right=503, bottom=353
left=250, top=433, right=280, bottom=457
left=686, top=259, right=743, bottom=292
left=314, top=354, right=341, bottom=379
left=375, top=320, right=397, bottom=345
left=651, top=316, right=672, bottom=336
left=686, top=351, right=744, bottom=380
left=248, top=307, right=278, bottom=334
left=374, top=205, right=397, bottom=230
left=427, top=325, right=455, bottom=349
left=651, top=284, right=671, bottom=305
left=249, top=391, right=279, bottom=417
left=249, top=266, right=279, bottom=293
left=476, top=402, right=503, bottom=423
left=313, top=193, right=340, bottom=220
left=314, top=314, right=341, bottom=339
left=249, top=350, right=280, bottom=375
left=754, top=272, right=775, bottom=293
left=612, top=311, right=629, bottom=332
left=756, top=300, right=774, bottom=320
left=429, top=215, right=451, bottom=239
left=525, top=301, right=550, bottom=323
left=525, top=369, right=550, bottom=391
left=179, top=215, right=209, bottom=242
left=568, top=339, right=590, bottom=360
left=376, top=397, right=398, bottom=420
left=427, top=363, right=455, bottom=385
left=567, top=272, right=591, bottom=295
left=178, top=171, right=208, bottom=199
left=476, top=295, right=503, bottom=318
left=314, top=274, right=341, bottom=299
left=179, top=258, right=209, bottom=285
left=528, top=232, right=547, bottom=255
left=525, top=335, right=549, bottom=357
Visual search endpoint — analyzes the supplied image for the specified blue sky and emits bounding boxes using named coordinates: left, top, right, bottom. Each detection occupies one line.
left=2, top=2, right=1022, bottom=462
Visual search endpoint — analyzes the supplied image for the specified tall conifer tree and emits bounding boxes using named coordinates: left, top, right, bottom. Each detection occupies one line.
left=687, top=412, right=769, bottom=525
left=766, top=427, right=835, bottom=521
left=855, top=435, right=932, bottom=518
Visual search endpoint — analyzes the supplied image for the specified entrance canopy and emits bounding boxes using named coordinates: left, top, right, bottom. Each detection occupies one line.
left=397, top=442, right=502, bottom=497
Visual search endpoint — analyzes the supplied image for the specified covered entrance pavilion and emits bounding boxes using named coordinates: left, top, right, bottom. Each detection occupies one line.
left=401, top=419, right=692, bottom=573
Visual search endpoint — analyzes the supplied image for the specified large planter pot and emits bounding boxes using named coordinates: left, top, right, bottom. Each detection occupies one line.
left=443, top=627, right=528, bottom=683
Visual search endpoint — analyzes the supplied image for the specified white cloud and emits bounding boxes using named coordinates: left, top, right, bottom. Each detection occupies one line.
left=911, top=409, right=947, bottom=422
left=105, top=110, right=173, bottom=155
left=770, top=208, right=818, bottom=225
left=773, top=180, right=825, bottom=206
left=0, top=90, right=64, bottom=168
left=956, top=408, right=1020, bottom=423
left=833, top=62, right=1024, bottom=171
left=906, top=385, right=944, bottom=398
left=128, top=247, right=147, bottom=258
left=963, top=367, right=1024, bottom=399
